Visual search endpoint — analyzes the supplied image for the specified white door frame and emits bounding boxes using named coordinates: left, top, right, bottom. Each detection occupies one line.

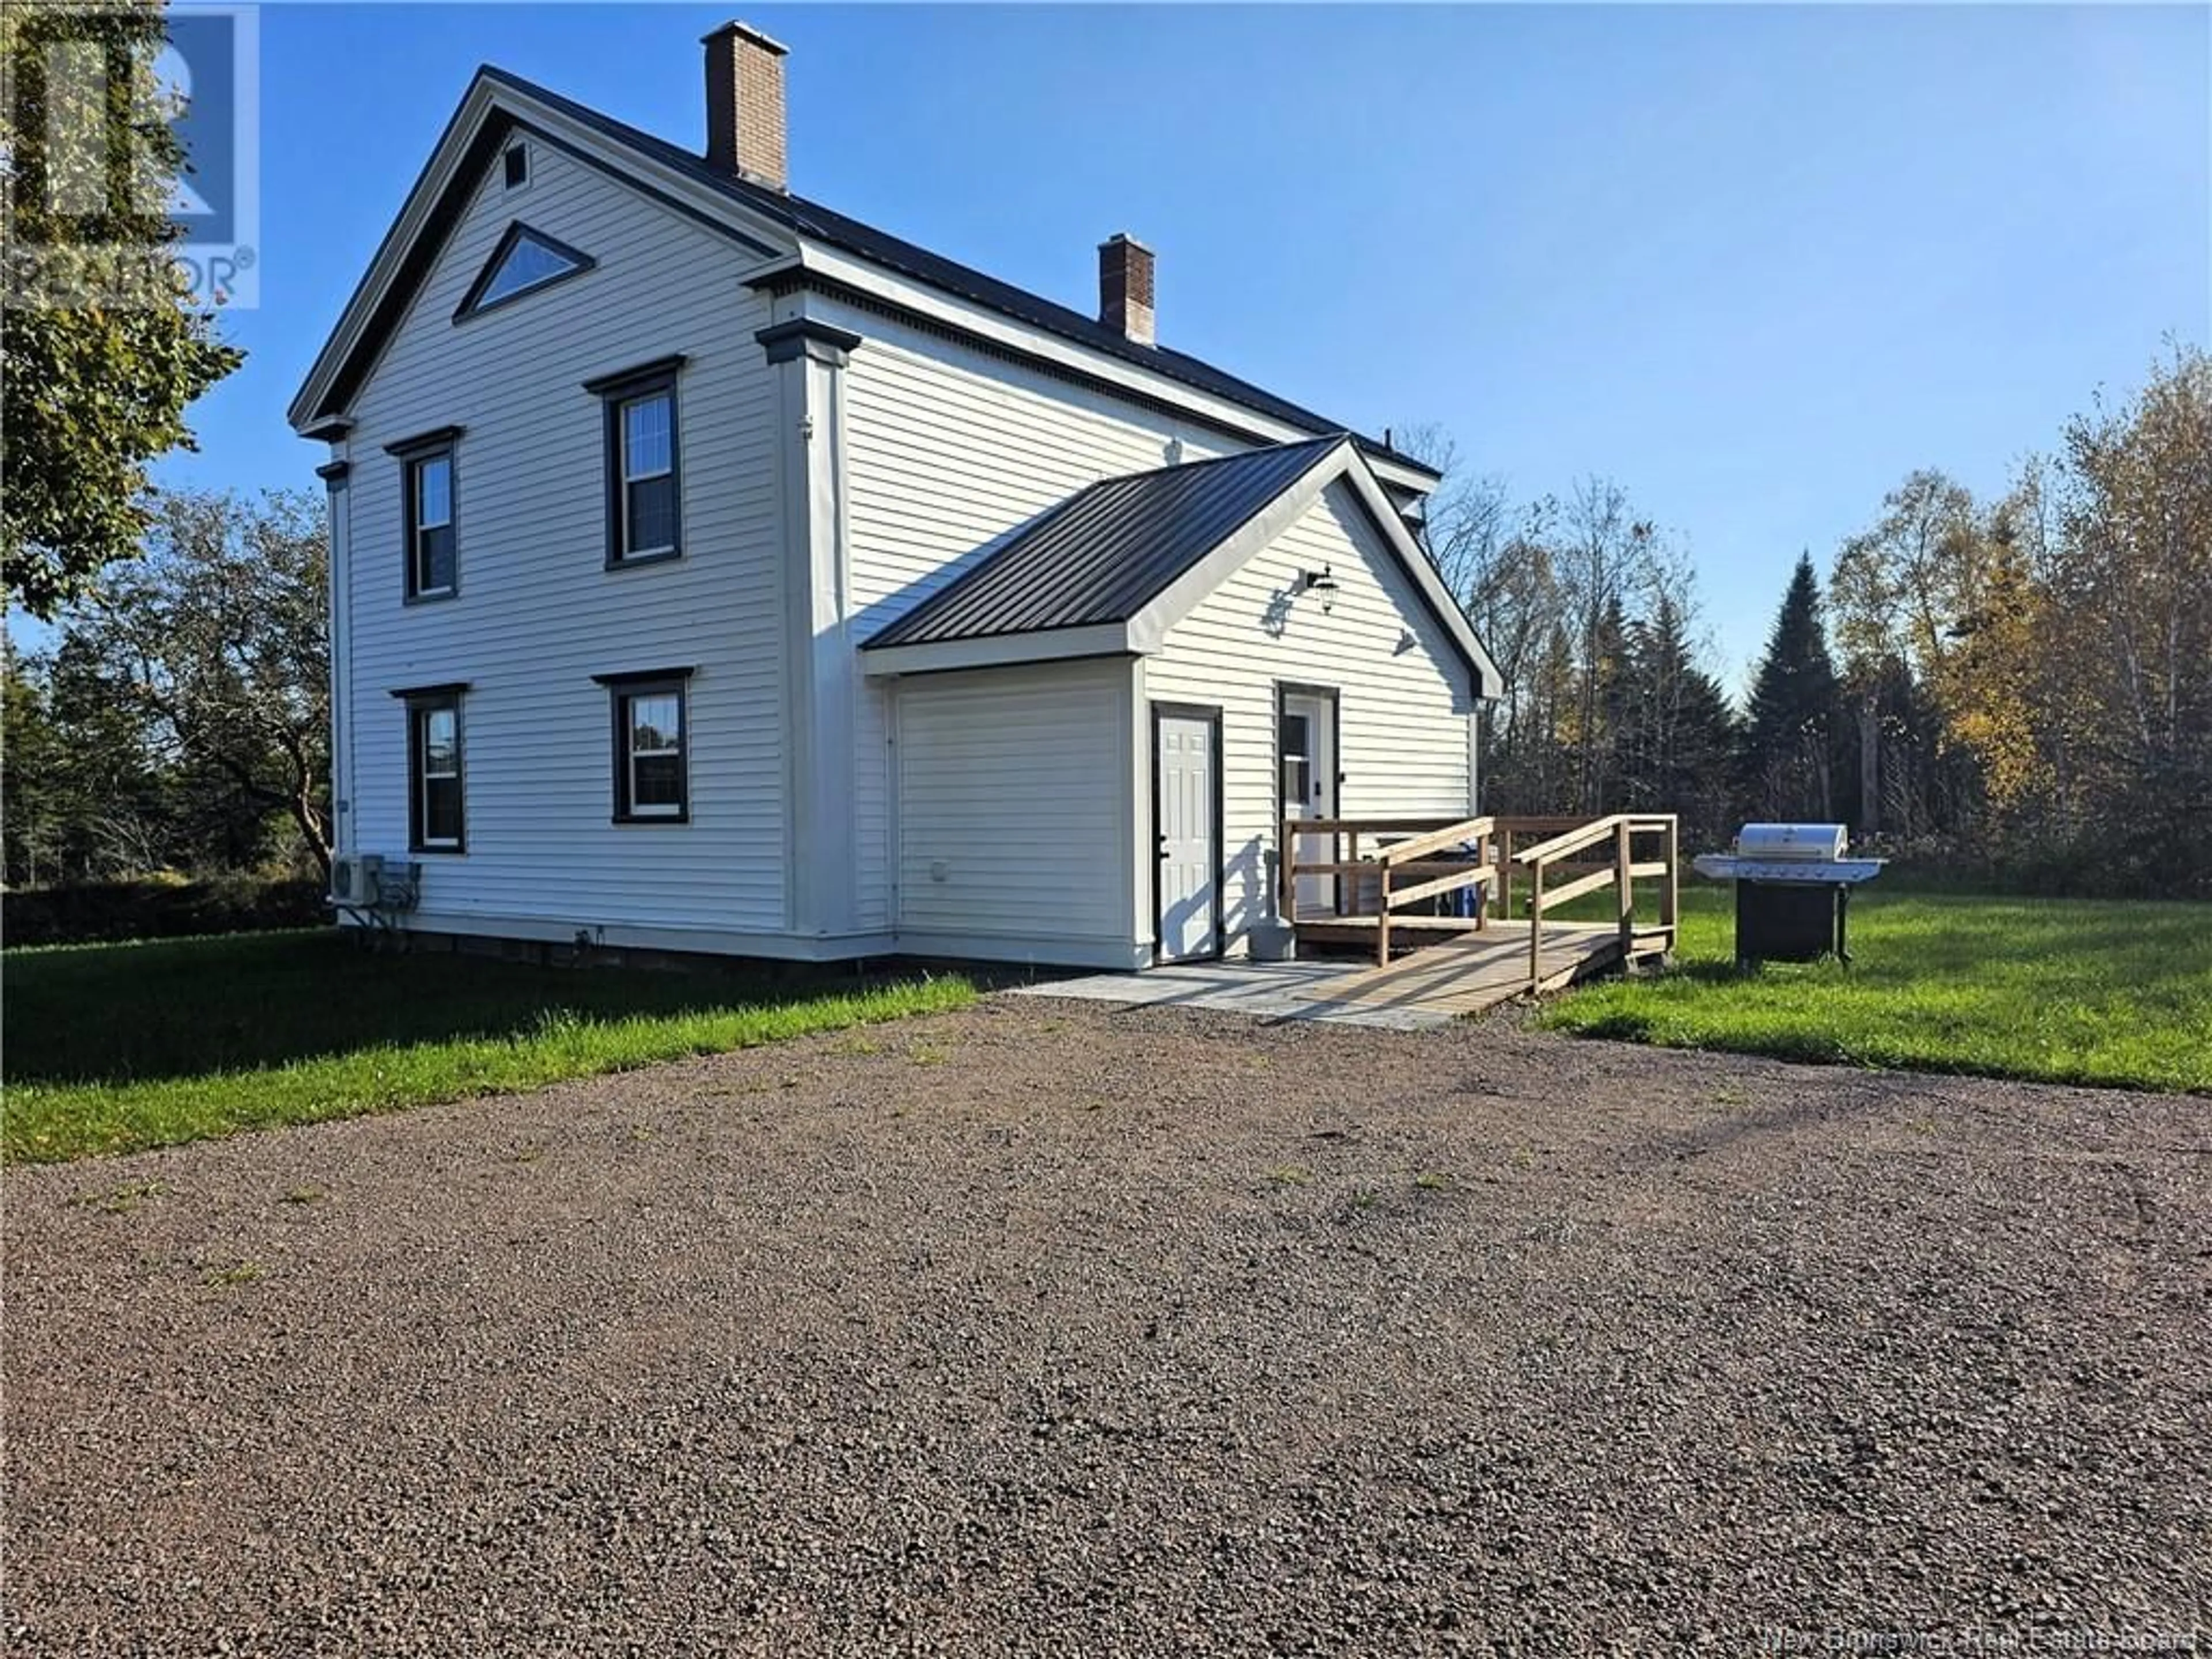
left=1152, top=702, right=1223, bottom=963
left=1278, top=683, right=1340, bottom=919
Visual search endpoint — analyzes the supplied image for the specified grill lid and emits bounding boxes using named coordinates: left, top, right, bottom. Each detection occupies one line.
left=1734, top=822, right=1848, bottom=862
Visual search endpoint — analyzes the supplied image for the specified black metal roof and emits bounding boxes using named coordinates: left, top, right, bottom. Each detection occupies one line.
left=866, top=436, right=1347, bottom=649
left=478, top=68, right=1435, bottom=479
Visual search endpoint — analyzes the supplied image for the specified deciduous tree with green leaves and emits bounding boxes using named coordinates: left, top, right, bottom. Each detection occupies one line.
left=1, top=0, right=244, bottom=619
left=1828, top=469, right=1983, bottom=835
left=71, top=489, right=332, bottom=881
left=2045, top=341, right=2212, bottom=888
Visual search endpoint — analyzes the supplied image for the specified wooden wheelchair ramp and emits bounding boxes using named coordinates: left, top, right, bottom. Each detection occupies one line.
left=1296, top=922, right=1668, bottom=1018
left=1283, top=811, right=1681, bottom=1018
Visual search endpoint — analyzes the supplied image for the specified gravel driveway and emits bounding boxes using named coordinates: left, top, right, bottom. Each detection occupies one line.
left=6, top=999, right=2207, bottom=1654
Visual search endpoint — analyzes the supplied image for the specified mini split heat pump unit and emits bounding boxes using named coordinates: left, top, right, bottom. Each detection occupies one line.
left=329, top=855, right=422, bottom=912
left=330, top=854, right=380, bottom=906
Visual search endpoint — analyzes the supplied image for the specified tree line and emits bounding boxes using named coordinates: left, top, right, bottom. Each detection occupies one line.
left=1412, top=341, right=2208, bottom=896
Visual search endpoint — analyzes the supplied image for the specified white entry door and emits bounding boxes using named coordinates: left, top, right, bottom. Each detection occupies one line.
left=1154, top=709, right=1219, bottom=962
left=1281, top=690, right=1337, bottom=918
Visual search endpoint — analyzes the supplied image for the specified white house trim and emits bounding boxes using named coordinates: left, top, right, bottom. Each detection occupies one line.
left=892, top=931, right=1150, bottom=972
left=403, top=911, right=896, bottom=961
left=1123, top=656, right=1153, bottom=949
left=1316, top=450, right=1506, bottom=701
left=768, top=319, right=864, bottom=937
left=861, top=624, right=1134, bottom=679
left=320, top=458, right=357, bottom=847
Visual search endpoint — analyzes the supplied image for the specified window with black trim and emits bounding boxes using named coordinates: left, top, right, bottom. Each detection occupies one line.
left=404, top=691, right=466, bottom=851
left=586, top=357, right=685, bottom=567
left=596, top=671, right=691, bottom=823
left=453, top=223, right=595, bottom=321
left=502, top=144, right=527, bottom=189
left=392, top=433, right=459, bottom=600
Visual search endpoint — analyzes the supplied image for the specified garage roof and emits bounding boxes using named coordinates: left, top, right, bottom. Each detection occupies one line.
left=866, top=437, right=1347, bottom=649
left=859, top=436, right=1503, bottom=699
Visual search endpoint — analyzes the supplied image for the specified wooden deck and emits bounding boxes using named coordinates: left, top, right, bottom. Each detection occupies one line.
left=1282, top=811, right=1681, bottom=1018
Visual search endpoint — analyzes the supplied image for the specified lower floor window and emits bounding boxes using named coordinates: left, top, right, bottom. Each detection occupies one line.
left=407, top=694, right=465, bottom=851
left=601, top=673, right=691, bottom=822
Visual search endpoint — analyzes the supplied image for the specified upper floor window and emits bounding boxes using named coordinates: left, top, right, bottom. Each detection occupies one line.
left=387, top=428, right=462, bottom=601
left=584, top=356, right=687, bottom=567
left=502, top=145, right=528, bottom=190
left=453, top=223, right=594, bottom=321
left=617, top=391, right=677, bottom=559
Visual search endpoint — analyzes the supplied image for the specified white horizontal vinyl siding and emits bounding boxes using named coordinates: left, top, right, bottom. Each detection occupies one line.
left=893, top=661, right=1135, bottom=962
left=340, top=139, right=787, bottom=938
left=1145, top=480, right=1476, bottom=955
left=830, top=305, right=1237, bottom=934
left=833, top=311, right=1240, bottom=620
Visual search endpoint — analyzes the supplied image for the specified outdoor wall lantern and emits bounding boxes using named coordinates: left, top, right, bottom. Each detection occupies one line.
left=1298, top=565, right=1340, bottom=613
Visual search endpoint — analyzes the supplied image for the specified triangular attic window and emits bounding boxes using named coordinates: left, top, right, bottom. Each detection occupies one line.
left=454, top=223, right=594, bottom=320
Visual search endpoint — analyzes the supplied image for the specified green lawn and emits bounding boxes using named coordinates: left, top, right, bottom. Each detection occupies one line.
left=1539, top=883, right=2212, bottom=1093
left=2, top=931, right=974, bottom=1163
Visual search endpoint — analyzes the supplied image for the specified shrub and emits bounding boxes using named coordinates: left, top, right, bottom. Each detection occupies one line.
left=3, top=876, right=326, bottom=948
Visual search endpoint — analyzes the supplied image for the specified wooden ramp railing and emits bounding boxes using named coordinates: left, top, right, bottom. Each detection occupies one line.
left=1280, top=814, right=1498, bottom=966
left=1513, top=813, right=1679, bottom=985
left=1283, top=811, right=1680, bottom=990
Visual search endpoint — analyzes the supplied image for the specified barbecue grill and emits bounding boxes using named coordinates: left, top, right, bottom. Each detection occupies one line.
left=1692, top=823, right=1884, bottom=967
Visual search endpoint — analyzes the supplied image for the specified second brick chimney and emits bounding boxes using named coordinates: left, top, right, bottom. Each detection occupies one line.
left=703, top=21, right=788, bottom=192
left=1098, top=233, right=1156, bottom=348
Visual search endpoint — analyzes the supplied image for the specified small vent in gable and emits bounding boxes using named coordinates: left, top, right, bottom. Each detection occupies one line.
left=454, top=222, right=595, bottom=321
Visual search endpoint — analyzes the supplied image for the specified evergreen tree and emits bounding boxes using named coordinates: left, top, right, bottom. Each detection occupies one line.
left=1581, top=593, right=1631, bottom=811
left=1620, top=594, right=1740, bottom=846
left=1525, top=621, right=1577, bottom=811
left=1740, top=554, right=1842, bottom=821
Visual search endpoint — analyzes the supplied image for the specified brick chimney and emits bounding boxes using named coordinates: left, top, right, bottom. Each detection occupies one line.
left=1098, top=233, right=1155, bottom=347
left=703, top=21, right=788, bottom=192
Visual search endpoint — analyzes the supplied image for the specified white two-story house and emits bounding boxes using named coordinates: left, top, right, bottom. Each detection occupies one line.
left=291, top=21, right=1502, bottom=970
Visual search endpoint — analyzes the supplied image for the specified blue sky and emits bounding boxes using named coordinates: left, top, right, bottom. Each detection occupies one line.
left=157, top=2, right=2208, bottom=690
